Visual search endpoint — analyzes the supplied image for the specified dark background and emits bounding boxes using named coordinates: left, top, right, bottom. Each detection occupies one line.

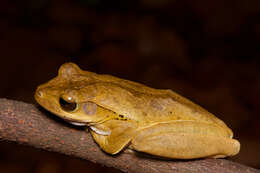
left=1, top=0, right=260, bottom=172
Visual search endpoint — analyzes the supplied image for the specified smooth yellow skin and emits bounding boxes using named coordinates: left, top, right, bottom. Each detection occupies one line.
left=35, top=62, right=240, bottom=159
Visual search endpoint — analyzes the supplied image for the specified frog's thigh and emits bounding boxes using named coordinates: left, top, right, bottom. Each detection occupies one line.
left=91, top=120, right=137, bottom=155
left=130, top=121, right=240, bottom=159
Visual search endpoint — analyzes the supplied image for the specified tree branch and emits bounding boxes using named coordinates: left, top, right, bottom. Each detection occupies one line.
left=0, top=98, right=258, bottom=173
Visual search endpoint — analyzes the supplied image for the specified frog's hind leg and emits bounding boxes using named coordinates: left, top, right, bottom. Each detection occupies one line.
left=130, top=121, right=240, bottom=159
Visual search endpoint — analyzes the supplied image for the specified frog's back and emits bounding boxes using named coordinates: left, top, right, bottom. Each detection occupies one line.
left=81, top=71, right=229, bottom=131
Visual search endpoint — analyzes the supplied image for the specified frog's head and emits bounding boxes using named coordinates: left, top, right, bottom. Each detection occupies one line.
left=35, top=63, right=109, bottom=125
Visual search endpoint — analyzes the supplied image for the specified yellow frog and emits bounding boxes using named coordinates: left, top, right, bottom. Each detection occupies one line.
left=35, top=62, right=240, bottom=159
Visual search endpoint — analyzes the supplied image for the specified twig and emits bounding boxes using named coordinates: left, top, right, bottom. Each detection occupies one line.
left=0, top=98, right=258, bottom=173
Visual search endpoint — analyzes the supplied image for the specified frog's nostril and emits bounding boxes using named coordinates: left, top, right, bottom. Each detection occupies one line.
left=37, top=90, right=43, bottom=97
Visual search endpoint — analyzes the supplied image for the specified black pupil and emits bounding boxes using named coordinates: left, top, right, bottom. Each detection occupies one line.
left=59, top=97, right=77, bottom=112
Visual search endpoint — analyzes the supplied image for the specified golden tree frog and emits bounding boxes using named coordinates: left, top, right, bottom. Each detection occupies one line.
left=35, top=62, right=240, bottom=159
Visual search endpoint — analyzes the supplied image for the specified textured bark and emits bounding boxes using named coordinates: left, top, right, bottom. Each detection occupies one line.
left=0, top=98, right=259, bottom=173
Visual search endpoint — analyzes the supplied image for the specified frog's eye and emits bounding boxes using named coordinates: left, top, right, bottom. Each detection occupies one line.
left=59, top=97, right=78, bottom=112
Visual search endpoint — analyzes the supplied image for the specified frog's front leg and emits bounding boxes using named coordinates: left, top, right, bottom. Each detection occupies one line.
left=90, top=120, right=138, bottom=154
left=130, top=121, right=240, bottom=159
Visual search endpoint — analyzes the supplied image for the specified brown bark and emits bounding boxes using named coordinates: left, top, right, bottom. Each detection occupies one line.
left=0, top=98, right=258, bottom=173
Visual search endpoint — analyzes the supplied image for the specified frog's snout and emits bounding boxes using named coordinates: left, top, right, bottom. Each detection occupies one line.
left=34, top=87, right=54, bottom=105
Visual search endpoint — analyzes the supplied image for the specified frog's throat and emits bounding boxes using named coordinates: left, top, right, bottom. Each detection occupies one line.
left=90, top=126, right=111, bottom=136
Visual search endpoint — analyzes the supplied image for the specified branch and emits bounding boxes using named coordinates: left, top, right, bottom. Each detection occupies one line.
left=0, top=98, right=258, bottom=173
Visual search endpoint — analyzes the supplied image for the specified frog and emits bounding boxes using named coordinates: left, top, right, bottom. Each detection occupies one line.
left=34, top=62, right=240, bottom=159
